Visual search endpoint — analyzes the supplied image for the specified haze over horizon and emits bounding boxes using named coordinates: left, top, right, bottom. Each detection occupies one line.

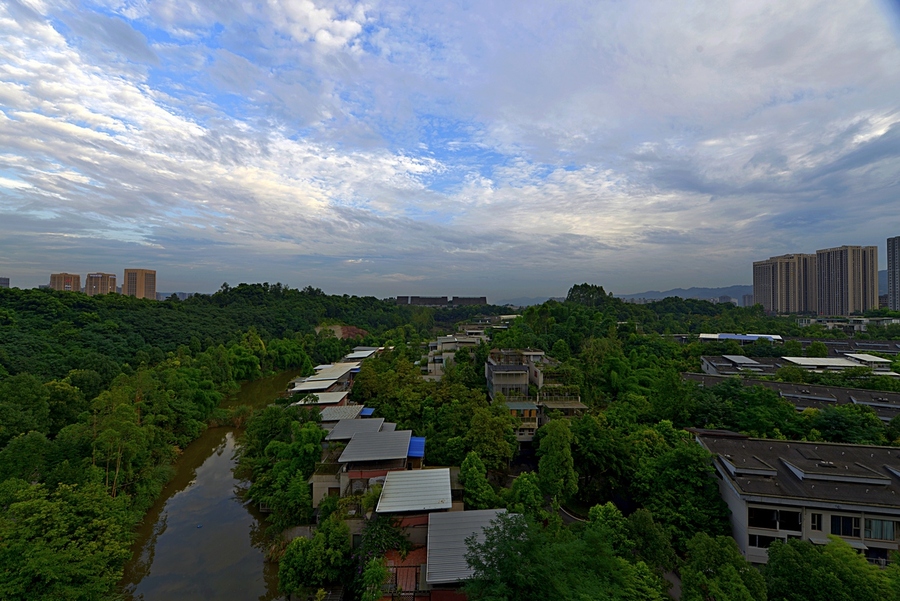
left=3, top=1, right=900, bottom=298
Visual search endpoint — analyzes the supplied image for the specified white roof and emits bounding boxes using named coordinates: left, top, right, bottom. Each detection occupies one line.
left=846, top=353, right=892, bottom=364
left=426, top=510, right=506, bottom=584
left=722, top=355, right=759, bottom=364
left=344, top=349, right=378, bottom=360
left=290, top=391, right=349, bottom=406
left=320, top=405, right=364, bottom=422
left=782, top=357, right=859, bottom=368
left=307, top=362, right=360, bottom=381
left=290, top=379, right=338, bottom=392
left=376, top=468, right=452, bottom=513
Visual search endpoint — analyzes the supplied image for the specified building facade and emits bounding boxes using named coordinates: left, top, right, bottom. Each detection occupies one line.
left=697, top=432, right=900, bottom=565
left=816, top=246, right=878, bottom=316
left=0, top=277, right=8, bottom=289
left=49, top=273, right=81, bottom=292
left=85, top=272, right=116, bottom=296
left=752, top=254, right=817, bottom=314
left=123, top=269, right=156, bottom=299
left=889, top=236, right=900, bottom=311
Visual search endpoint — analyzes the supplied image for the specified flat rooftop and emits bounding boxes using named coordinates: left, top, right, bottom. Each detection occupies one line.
left=697, top=433, right=900, bottom=512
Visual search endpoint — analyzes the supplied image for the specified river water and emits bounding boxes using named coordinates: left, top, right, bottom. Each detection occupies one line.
left=120, top=369, right=302, bottom=601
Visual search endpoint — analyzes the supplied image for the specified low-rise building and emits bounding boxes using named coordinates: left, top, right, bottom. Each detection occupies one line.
left=286, top=361, right=360, bottom=395
left=683, top=373, right=900, bottom=423
left=698, top=333, right=784, bottom=345
left=505, top=401, right=539, bottom=442
left=425, top=334, right=487, bottom=378
left=696, top=431, right=900, bottom=565
left=700, top=354, right=900, bottom=378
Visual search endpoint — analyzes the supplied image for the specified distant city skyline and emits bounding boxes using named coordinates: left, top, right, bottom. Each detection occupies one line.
left=2, top=2, right=900, bottom=298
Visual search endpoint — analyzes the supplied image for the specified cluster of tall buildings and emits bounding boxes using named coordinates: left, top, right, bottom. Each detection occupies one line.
left=47, top=269, right=157, bottom=299
left=753, top=244, right=885, bottom=316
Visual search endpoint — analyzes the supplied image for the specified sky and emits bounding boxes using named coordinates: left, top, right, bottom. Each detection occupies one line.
left=2, top=0, right=900, bottom=300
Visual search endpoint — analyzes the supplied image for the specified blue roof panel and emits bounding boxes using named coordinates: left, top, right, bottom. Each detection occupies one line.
left=360, top=407, right=375, bottom=417
left=408, top=436, right=426, bottom=458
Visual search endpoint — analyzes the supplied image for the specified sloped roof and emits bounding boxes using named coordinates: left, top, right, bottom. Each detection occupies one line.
left=325, top=418, right=385, bottom=441
left=319, top=405, right=364, bottom=422
left=376, top=468, right=451, bottom=513
left=426, top=509, right=506, bottom=584
left=291, top=391, right=349, bottom=406
left=338, top=430, right=412, bottom=463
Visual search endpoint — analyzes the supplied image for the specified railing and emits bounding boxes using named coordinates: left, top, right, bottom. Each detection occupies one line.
left=383, top=565, right=430, bottom=600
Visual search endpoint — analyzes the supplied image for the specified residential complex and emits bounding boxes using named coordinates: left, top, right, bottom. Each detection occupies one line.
left=816, top=245, right=878, bottom=316
left=85, top=272, right=116, bottom=296
left=49, top=272, right=81, bottom=292
left=752, top=254, right=817, bottom=314
left=752, top=244, right=879, bottom=316
left=123, top=269, right=157, bottom=299
left=889, top=236, right=900, bottom=311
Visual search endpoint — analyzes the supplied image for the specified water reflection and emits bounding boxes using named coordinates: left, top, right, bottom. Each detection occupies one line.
left=120, top=370, right=302, bottom=601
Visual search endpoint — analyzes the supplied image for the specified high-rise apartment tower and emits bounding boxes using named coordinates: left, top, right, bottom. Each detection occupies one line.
left=49, top=273, right=81, bottom=293
left=889, top=236, right=900, bottom=311
left=85, top=272, right=117, bottom=296
left=816, top=246, right=878, bottom=316
left=752, top=254, right=817, bottom=314
left=123, top=269, right=156, bottom=299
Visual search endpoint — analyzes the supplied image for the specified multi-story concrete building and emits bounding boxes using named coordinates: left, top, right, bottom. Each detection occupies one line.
left=85, top=272, right=116, bottom=296
left=123, top=269, right=156, bottom=299
left=0, top=277, right=8, bottom=289
left=697, top=431, right=900, bottom=565
left=49, top=273, right=81, bottom=293
left=816, top=245, right=878, bottom=316
left=752, top=254, right=817, bottom=314
left=889, top=236, right=900, bottom=311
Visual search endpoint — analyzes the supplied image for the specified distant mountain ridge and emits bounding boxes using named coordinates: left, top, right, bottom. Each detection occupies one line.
left=616, top=285, right=752, bottom=301
left=619, top=270, right=889, bottom=302
left=500, top=270, right=889, bottom=307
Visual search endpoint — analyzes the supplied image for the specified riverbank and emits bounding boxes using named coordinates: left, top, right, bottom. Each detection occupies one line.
left=119, top=369, right=302, bottom=600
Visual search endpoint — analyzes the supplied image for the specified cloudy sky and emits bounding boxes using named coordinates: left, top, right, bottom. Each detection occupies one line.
left=2, top=0, right=900, bottom=300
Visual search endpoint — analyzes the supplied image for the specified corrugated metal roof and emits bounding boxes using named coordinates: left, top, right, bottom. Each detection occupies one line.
left=291, top=391, right=348, bottom=406
left=407, top=436, right=426, bottom=458
left=307, top=362, right=360, bottom=381
left=320, top=405, right=363, bottom=422
left=291, top=379, right=338, bottom=392
left=344, top=349, right=378, bottom=360
left=376, top=468, right=451, bottom=513
left=325, top=418, right=385, bottom=441
left=359, top=408, right=375, bottom=417
left=381, top=422, right=397, bottom=432
left=339, top=430, right=412, bottom=463
left=426, top=509, right=506, bottom=584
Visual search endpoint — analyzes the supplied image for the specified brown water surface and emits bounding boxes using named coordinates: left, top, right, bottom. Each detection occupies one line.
left=120, top=369, right=302, bottom=601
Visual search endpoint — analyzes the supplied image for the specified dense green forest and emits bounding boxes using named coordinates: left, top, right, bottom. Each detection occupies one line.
left=5, top=282, right=900, bottom=600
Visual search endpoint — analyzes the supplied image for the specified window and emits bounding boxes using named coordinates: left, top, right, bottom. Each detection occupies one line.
left=831, top=515, right=861, bottom=537
left=748, top=507, right=801, bottom=531
left=811, top=513, right=822, bottom=532
left=749, top=507, right=778, bottom=529
left=749, top=534, right=780, bottom=548
left=780, top=511, right=802, bottom=532
left=865, top=519, right=896, bottom=541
